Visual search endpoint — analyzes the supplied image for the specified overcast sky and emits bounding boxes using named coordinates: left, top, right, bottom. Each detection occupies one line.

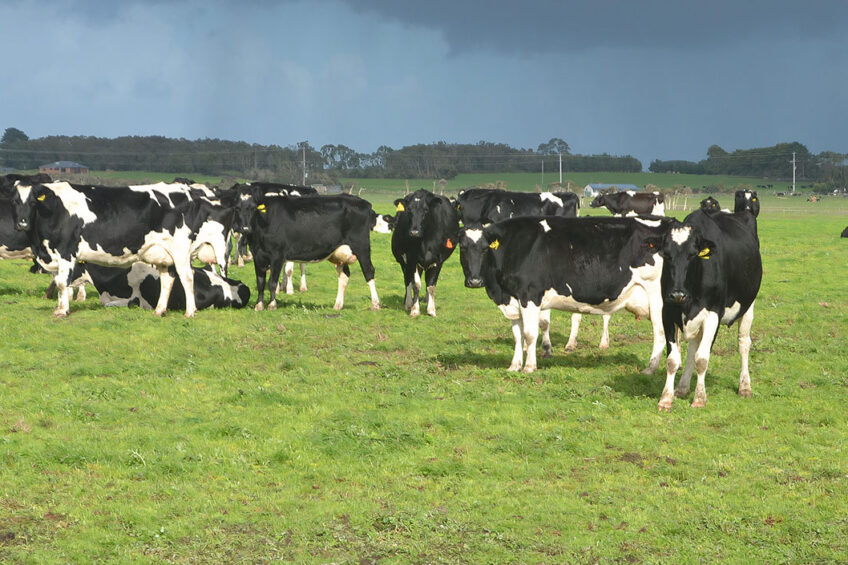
left=2, top=0, right=846, bottom=168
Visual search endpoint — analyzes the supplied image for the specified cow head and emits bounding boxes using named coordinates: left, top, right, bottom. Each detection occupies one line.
left=232, top=184, right=265, bottom=234
left=394, top=190, right=432, bottom=238
left=458, top=226, right=490, bottom=288
left=589, top=194, right=606, bottom=208
left=11, top=183, right=52, bottom=232
left=370, top=210, right=392, bottom=234
left=735, top=190, right=760, bottom=217
left=659, top=221, right=715, bottom=305
left=699, top=196, right=721, bottom=214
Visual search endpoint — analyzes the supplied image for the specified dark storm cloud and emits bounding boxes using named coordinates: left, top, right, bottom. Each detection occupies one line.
left=339, top=0, right=848, bottom=54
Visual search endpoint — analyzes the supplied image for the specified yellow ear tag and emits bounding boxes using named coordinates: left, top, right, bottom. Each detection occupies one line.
left=37, top=194, right=46, bottom=201
left=396, top=203, right=405, bottom=212
left=752, top=197, right=757, bottom=202
left=489, top=239, right=500, bottom=250
left=698, top=247, right=711, bottom=259
left=257, top=203, right=266, bottom=213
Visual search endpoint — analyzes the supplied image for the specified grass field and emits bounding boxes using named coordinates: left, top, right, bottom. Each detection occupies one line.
left=0, top=193, right=846, bottom=562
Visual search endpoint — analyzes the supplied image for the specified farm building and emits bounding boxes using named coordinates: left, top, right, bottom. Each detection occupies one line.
left=39, top=161, right=89, bottom=175
left=583, top=183, right=642, bottom=197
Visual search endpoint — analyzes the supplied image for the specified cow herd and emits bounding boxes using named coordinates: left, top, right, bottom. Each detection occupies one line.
left=0, top=174, right=762, bottom=411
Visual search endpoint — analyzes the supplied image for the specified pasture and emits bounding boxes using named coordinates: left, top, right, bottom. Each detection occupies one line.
left=0, top=193, right=846, bottom=563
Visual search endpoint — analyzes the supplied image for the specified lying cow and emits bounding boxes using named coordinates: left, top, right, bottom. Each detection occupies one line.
left=657, top=195, right=762, bottom=410
left=391, top=189, right=460, bottom=317
left=459, top=216, right=669, bottom=374
left=590, top=190, right=665, bottom=216
left=80, top=262, right=249, bottom=310
left=234, top=188, right=391, bottom=311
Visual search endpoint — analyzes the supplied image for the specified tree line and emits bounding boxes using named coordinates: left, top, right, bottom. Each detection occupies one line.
left=649, top=142, right=847, bottom=188
left=1, top=128, right=844, bottom=187
left=0, top=130, right=639, bottom=183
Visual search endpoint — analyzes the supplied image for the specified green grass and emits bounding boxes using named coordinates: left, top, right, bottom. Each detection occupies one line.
left=0, top=196, right=846, bottom=562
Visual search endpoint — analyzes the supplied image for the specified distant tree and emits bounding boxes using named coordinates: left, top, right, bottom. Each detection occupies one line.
left=1, top=127, right=29, bottom=144
left=537, top=137, right=571, bottom=156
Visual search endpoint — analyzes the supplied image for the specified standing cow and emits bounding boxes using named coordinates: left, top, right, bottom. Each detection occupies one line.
left=657, top=195, right=762, bottom=410
left=391, top=189, right=460, bottom=317
left=459, top=216, right=670, bottom=374
left=590, top=191, right=665, bottom=217
left=234, top=188, right=391, bottom=311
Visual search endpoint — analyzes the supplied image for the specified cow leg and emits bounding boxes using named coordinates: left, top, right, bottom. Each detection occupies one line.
left=254, top=262, right=267, bottom=311
left=643, top=287, right=667, bottom=375
left=676, top=333, right=700, bottom=397
left=520, top=302, right=542, bottom=373
left=691, top=312, right=720, bottom=408
left=267, top=261, right=284, bottom=311
left=354, top=251, right=380, bottom=311
left=539, top=309, right=553, bottom=358
left=334, top=263, right=350, bottom=310
left=51, top=260, right=76, bottom=318
left=424, top=264, right=444, bottom=317
left=737, top=301, right=755, bottom=398
left=45, top=278, right=57, bottom=300
left=409, top=268, right=422, bottom=317
left=283, top=261, right=295, bottom=295
left=659, top=340, right=681, bottom=412
left=299, top=264, right=307, bottom=292
left=154, top=266, right=176, bottom=317
left=599, top=314, right=611, bottom=349
left=509, top=318, right=524, bottom=371
left=174, top=261, right=196, bottom=318
left=74, top=284, right=87, bottom=302
left=566, top=313, right=581, bottom=351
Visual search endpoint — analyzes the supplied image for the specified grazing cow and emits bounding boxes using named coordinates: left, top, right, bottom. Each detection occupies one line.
left=459, top=216, right=670, bottom=373
left=590, top=190, right=665, bottom=217
left=234, top=189, right=391, bottom=311
left=457, top=188, right=580, bottom=227
left=79, top=262, right=249, bottom=310
left=10, top=181, right=237, bottom=317
left=657, top=197, right=762, bottom=410
left=391, top=189, right=460, bottom=317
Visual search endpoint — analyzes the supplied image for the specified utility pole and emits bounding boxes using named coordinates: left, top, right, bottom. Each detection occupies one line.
left=541, top=158, right=544, bottom=188
left=302, top=145, right=307, bottom=185
left=559, top=153, right=563, bottom=185
left=791, top=152, right=797, bottom=193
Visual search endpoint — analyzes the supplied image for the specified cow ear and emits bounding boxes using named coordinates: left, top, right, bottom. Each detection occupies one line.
left=697, top=238, right=716, bottom=259
left=394, top=198, right=405, bottom=212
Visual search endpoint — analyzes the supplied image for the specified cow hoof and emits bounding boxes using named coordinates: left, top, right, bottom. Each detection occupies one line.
left=184, top=311, right=196, bottom=319
left=154, top=308, right=166, bottom=317
left=690, top=400, right=706, bottom=408
left=300, top=285, right=308, bottom=292
left=254, top=303, right=265, bottom=312
left=285, top=290, right=294, bottom=296
left=427, top=309, right=437, bottom=317
left=738, top=387, right=752, bottom=398
left=541, top=346, right=553, bottom=358
left=657, top=402, right=673, bottom=412
left=674, top=387, right=690, bottom=398
left=370, top=303, right=381, bottom=311
left=268, top=301, right=277, bottom=311
left=599, top=342, right=610, bottom=351
left=53, top=310, right=68, bottom=319
left=410, top=310, right=420, bottom=318
left=564, top=343, right=577, bottom=352
left=333, top=303, right=343, bottom=310
left=507, top=364, right=521, bottom=372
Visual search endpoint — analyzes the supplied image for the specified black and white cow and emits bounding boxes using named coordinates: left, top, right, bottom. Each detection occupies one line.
left=457, top=188, right=580, bottom=226
left=657, top=197, right=762, bottom=410
left=10, top=180, right=236, bottom=317
left=234, top=188, right=391, bottom=311
left=230, top=182, right=319, bottom=291
left=0, top=174, right=49, bottom=261
left=459, top=216, right=670, bottom=373
left=590, top=190, right=665, bottom=217
left=391, top=189, right=460, bottom=317
left=79, top=262, right=249, bottom=310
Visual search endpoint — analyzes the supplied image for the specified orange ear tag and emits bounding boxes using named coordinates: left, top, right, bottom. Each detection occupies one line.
left=445, top=238, right=454, bottom=249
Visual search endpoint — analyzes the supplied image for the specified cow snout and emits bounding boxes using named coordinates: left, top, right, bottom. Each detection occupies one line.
left=241, top=226, right=252, bottom=234
left=465, top=277, right=484, bottom=288
left=15, top=220, right=28, bottom=231
left=669, top=291, right=687, bottom=304
left=409, top=229, right=421, bottom=237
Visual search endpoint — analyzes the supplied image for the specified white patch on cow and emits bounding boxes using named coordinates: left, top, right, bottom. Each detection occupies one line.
left=539, top=219, right=551, bottom=232
left=496, top=204, right=501, bottom=214
left=721, top=301, right=742, bottom=324
left=289, top=190, right=301, bottom=197
left=565, top=282, right=573, bottom=294
left=205, top=270, right=237, bottom=301
left=326, top=245, right=357, bottom=265
left=0, top=246, right=34, bottom=260
left=192, top=219, right=228, bottom=266
left=465, top=229, right=483, bottom=243
left=539, top=192, right=563, bottom=206
left=670, top=226, right=692, bottom=245
left=625, top=210, right=638, bottom=217
left=683, top=308, right=710, bottom=341
left=372, top=214, right=391, bottom=234
left=47, top=182, right=98, bottom=224
left=745, top=192, right=752, bottom=200
left=17, top=184, right=33, bottom=203
left=651, top=201, right=666, bottom=216
left=239, top=193, right=253, bottom=201
left=626, top=190, right=636, bottom=196
left=634, top=218, right=662, bottom=228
